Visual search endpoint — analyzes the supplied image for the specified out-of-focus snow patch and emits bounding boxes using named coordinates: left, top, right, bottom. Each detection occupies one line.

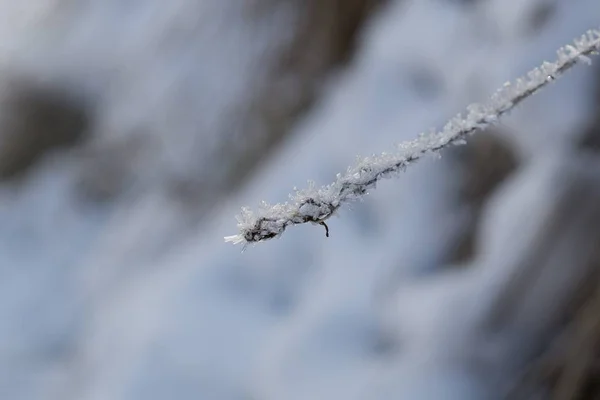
left=374, top=150, right=600, bottom=398
left=0, top=0, right=302, bottom=200
left=0, top=155, right=109, bottom=399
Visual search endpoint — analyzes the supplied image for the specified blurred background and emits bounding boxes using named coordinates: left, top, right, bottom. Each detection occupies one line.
left=1, top=0, right=600, bottom=399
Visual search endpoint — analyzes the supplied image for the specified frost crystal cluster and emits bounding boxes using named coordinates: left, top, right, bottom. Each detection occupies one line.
left=226, top=28, right=600, bottom=245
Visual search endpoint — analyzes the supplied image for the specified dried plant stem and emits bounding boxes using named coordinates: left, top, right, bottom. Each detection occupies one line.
left=226, top=28, right=600, bottom=246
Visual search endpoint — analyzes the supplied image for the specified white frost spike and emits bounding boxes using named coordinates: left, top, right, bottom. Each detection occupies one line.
left=578, top=54, right=593, bottom=65
left=226, top=27, right=600, bottom=245
left=224, top=234, right=246, bottom=245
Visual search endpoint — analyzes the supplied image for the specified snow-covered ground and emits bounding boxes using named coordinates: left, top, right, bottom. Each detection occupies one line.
left=1, top=0, right=599, bottom=399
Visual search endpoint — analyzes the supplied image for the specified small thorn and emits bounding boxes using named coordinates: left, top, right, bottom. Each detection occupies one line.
left=319, top=221, right=330, bottom=237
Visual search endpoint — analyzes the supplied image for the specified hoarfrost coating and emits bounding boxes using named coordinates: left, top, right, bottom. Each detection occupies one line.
left=225, top=28, right=600, bottom=245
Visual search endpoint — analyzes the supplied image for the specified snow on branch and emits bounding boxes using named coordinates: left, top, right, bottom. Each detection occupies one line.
left=225, top=28, right=600, bottom=246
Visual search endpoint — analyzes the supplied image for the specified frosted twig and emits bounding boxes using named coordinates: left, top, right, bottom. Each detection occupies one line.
left=225, top=28, right=600, bottom=245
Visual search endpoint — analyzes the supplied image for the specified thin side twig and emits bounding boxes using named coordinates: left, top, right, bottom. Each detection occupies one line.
left=225, top=28, right=600, bottom=246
